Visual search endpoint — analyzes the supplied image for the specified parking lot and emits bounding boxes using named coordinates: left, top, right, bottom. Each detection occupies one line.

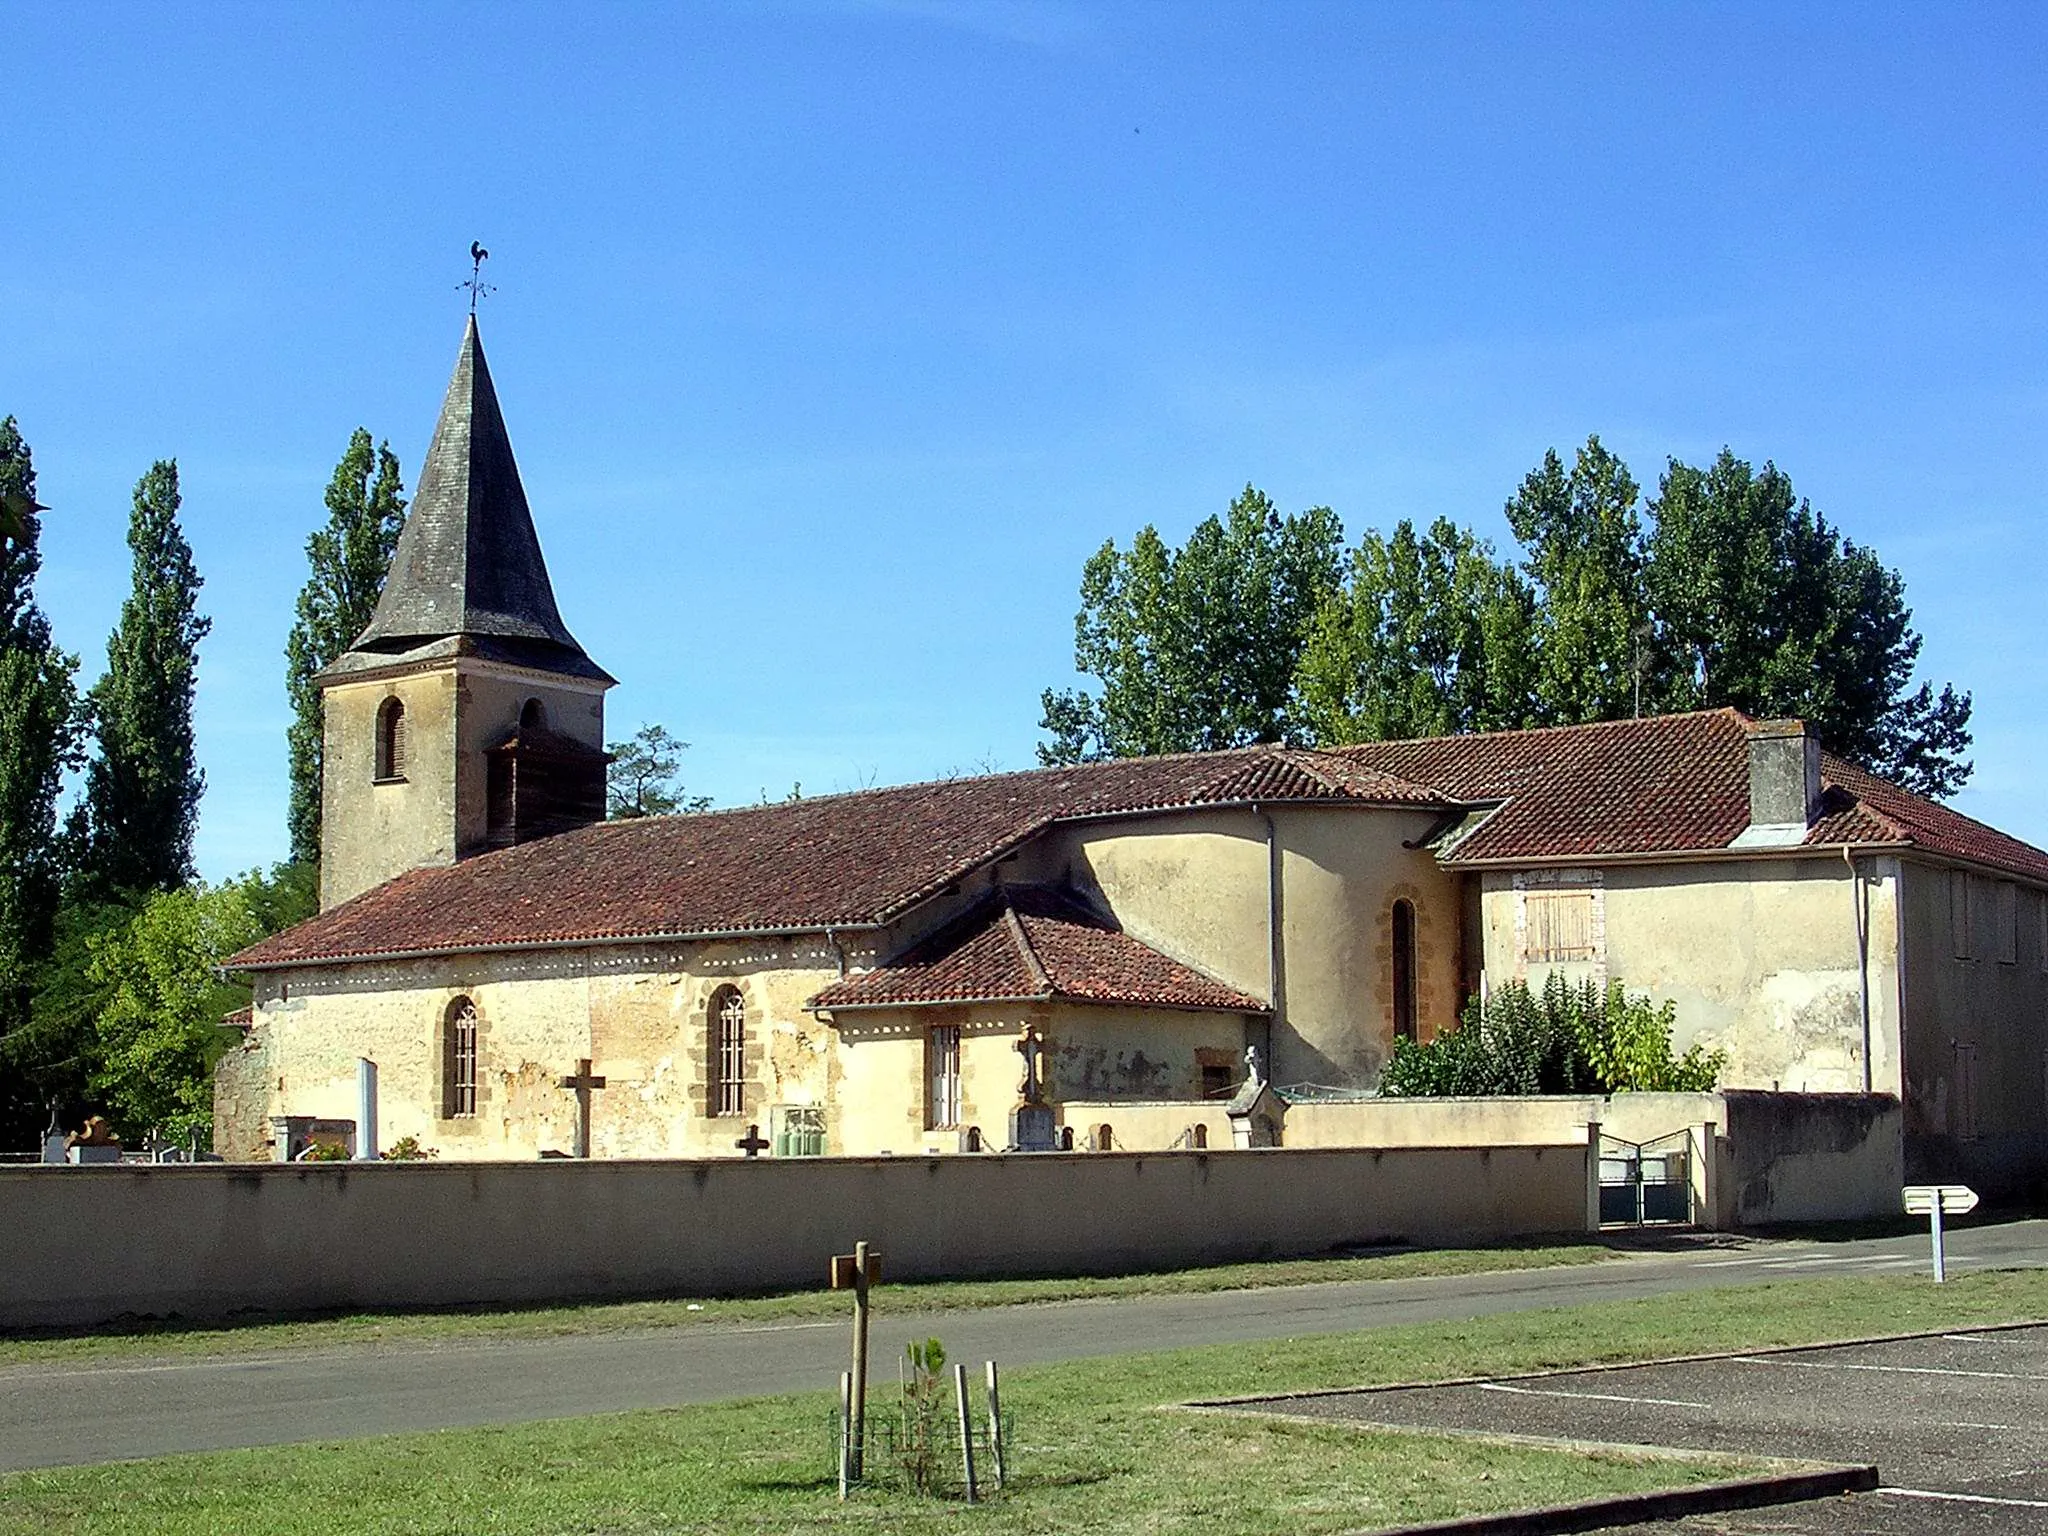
left=1256, top=1322, right=2048, bottom=1533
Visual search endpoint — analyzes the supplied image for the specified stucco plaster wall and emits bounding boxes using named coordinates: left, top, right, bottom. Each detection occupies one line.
left=320, top=670, right=459, bottom=910
left=1898, top=860, right=2048, bottom=1195
left=1477, top=858, right=1902, bottom=1097
left=1039, top=805, right=1456, bottom=1092
left=234, top=939, right=847, bottom=1161
left=0, top=1142, right=1591, bottom=1331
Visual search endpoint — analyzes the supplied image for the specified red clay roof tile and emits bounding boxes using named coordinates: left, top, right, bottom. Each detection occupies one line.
left=806, top=886, right=1265, bottom=1013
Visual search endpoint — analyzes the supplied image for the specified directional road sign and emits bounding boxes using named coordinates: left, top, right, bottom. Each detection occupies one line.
left=1903, top=1184, right=1979, bottom=1216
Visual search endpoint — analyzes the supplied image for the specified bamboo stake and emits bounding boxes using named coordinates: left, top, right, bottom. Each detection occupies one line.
left=985, top=1359, right=1005, bottom=1489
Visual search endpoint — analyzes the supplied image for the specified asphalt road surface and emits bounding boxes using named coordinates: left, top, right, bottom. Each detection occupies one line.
left=2, top=1219, right=2044, bottom=1474
left=1264, top=1321, right=2048, bottom=1533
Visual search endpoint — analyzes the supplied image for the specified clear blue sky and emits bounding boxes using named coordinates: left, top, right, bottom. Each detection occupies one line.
left=8, top=2, right=2044, bottom=881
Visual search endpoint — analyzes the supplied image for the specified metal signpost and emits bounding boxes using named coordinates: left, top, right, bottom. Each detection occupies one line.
left=1902, top=1184, right=1977, bottom=1282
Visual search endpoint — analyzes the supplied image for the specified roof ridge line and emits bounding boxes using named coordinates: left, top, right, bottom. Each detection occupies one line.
left=1002, top=895, right=1056, bottom=996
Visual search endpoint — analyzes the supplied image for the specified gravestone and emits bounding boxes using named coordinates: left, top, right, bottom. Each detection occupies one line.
left=1007, top=1026, right=1057, bottom=1152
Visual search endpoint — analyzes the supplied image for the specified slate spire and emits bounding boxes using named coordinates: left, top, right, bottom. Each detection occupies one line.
left=352, top=316, right=592, bottom=661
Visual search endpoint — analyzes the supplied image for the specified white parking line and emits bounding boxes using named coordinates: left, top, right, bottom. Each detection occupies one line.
left=1882, top=1487, right=2048, bottom=1510
left=1476, top=1381, right=1711, bottom=1410
left=1730, top=1357, right=2048, bottom=1382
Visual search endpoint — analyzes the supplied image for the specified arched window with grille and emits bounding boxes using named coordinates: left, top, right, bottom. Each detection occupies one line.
left=375, top=697, right=408, bottom=782
left=442, top=998, right=478, bottom=1118
left=708, top=986, right=746, bottom=1117
left=1392, top=899, right=1418, bottom=1042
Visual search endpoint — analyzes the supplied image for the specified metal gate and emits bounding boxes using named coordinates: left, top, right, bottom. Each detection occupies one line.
left=1599, top=1130, right=1693, bottom=1226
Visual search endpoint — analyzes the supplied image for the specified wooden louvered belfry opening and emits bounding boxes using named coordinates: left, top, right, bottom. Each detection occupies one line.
left=375, top=697, right=408, bottom=782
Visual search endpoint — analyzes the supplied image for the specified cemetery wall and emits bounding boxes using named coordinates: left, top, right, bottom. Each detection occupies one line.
left=0, top=1142, right=1586, bottom=1331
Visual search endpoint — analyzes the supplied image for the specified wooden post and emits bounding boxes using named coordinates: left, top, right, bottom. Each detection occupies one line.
left=985, top=1359, right=1005, bottom=1489
left=953, top=1360, right=978, bottom=1504
left=830, top=1240, right=879, bottom=1480
left=837, top=1370, right=853, bottom=1500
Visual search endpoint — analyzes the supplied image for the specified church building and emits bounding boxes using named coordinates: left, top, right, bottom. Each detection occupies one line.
left=220, top=321, right=2048, bottom=1198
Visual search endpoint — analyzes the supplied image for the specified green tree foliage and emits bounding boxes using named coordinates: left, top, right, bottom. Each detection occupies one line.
left=285, top=431, right=407, bottom=863
left=0, top=419, right=83, bottom=1144
left=83, top=882, right=266, bottom=1143
left=1378, top=975, right=1725, bottom=1097
left=1504, top=436, right=1656, bottom=725
left=606, top=724, right=712, bottom=818
left=74, top=461, right=211, bottom=899
left=1296, top=517, right=1537, bottom=742
left=79, top=863, right=315, bottom=1145
left=1038, top=487, right=1344, bottom=764
left=1645, top=451, right=1972, bottom=798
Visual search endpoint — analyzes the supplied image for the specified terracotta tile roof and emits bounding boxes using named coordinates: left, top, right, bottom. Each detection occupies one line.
left=807, top=886, right=1266, bottom=1013
left=230, top=710, right=2048, bottom=973
left=1337, top=708, right=2048, bottom=880
left=229, top=744, right=1445, bottom=969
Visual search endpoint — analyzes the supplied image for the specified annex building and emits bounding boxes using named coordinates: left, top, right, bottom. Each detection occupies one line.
left=219, top=320, right=2048, bottom=1200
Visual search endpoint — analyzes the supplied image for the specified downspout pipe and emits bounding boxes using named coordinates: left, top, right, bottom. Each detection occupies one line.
left=1254, top=803, right=1283, bottom=1071
left=1844, top=846, right=1873, bottom=1094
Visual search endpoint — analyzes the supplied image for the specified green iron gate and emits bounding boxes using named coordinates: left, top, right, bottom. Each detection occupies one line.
left=1598, top=1130, right=1694, bottom=1226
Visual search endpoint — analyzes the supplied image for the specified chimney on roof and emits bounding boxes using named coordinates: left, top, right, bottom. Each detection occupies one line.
left=1745, top=718, right=1821, bottom=833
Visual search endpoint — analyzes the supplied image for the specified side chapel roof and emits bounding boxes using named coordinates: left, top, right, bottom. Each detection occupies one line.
left=229, top=711, right=2048, bottom=972
left=323, top=316, right=612, bottom=684
left=806, top=886, right=1267, bottom=1014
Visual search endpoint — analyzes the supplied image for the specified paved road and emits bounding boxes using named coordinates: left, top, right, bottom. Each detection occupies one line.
left=1267, top=1321, right=2048, bottom=1533
left=3, top=1220, right=2044, bottom=1473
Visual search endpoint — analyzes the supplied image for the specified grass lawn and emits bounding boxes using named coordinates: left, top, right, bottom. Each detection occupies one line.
left=0, top=1240, right=1614, bottom=1369
left=6, top=1268, right=2046, bottom=1536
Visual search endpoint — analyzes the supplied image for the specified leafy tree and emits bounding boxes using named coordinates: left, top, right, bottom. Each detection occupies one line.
left=78, top=863, right=312, bottom=1145
left=1504, top=436, right=1656, bottom=725
left=1645, top=451, right=1972, bottom=798
left=284, top=431, right=407, bottom=863
left=607, top=724, right=712, bottom=818
left=1296, top=517, right=1538, bottom=742
left=74, top=461, right=210, bottom=899
left=83, top=880, right=267, bottom=1143
left=1378, top=975, right=1724, bottom=1096
left=1038, top=486, right=1344, bottom=764
left=0, top=419, right=83, bottom=1147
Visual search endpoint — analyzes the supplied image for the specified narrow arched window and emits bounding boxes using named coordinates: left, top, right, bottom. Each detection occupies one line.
left=443, top=998, right=478, bottom=1118
left=520, top=697, right=546, bottom=731
left=709, top=986, right=746, bottom=1117
left=376, top=697, right=408, bottom=782
left=1392, top=899, right=1418, bottom=1042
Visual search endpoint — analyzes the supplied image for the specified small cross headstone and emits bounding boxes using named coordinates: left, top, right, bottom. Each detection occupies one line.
left=1015, top=1026, right=1046, bottom=1104
left=558, top=1058, right=607, bottom=1159
left=734, top=1122, right=770, bottom=1157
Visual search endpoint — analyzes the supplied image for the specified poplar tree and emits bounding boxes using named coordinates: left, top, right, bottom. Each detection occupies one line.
left=1037, top=486, right=1344, bottom=764
left=283, top=430, right=407, bottom=864
left=75, top=460, right=210, bottom=898
left=0, top=418, right=82, bottom=1137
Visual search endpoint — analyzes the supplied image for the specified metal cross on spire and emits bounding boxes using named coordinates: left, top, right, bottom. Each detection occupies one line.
left=460, top=241, right=496, bottom=313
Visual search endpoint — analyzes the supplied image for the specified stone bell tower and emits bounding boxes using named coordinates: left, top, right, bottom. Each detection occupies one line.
left=315, top=316, right=615, bottom=911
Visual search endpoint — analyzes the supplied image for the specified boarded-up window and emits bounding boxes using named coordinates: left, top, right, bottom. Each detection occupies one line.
left=1524, top=890, right=1597, bottom=962
left=1953, top=1043, right=1980, bottom=1142
left=1950, top=871, right=1972, bottom=960
left=926, top=1025, right=961, bottom=1129
left=1998, top=882, right=2019, bottom=965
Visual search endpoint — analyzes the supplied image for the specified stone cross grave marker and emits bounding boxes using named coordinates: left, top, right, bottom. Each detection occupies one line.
left=558, top=1058, right=607, bottom=1159
left=735, top=1123, right=771, bottom=1157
